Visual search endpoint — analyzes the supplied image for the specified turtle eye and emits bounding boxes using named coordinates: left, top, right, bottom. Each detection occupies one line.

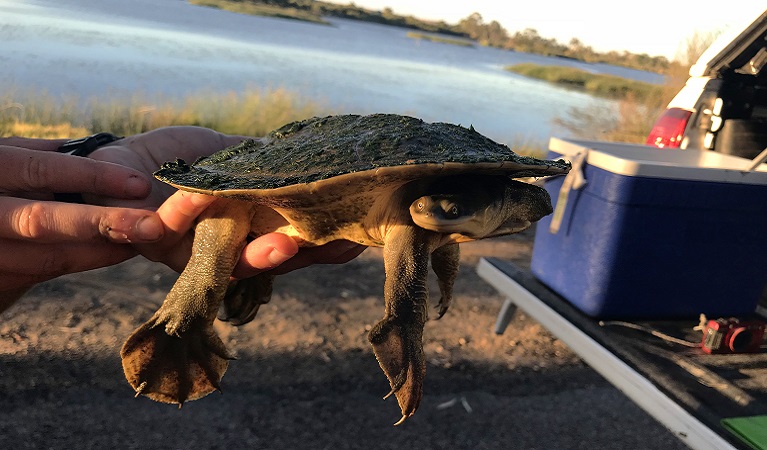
left=416, top=201, right=425, bottom=210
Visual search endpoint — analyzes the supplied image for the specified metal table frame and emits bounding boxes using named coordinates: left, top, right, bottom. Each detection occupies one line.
left=477, top=257, right=750, bottom=450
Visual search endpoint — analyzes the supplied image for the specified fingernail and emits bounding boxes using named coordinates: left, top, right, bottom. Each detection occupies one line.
left=125, top=175, right=151, bottom=198
left=267, top=248, right=292, bottom=265
left=134, top=215, right=164, bottom=242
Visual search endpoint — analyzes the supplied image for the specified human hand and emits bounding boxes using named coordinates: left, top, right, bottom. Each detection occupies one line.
left=3, top=127, right=247, bottom=209
left=83, top=126, right=249, bottom=209
left=0, top=129, right=366, bottom=311
left=0, top=127, right=243, bottom=300
left=0, top=127, right=245, bottom=309
left=79, top=126, right=366, bottom=275
left=0, top=141, right=164, bottom=310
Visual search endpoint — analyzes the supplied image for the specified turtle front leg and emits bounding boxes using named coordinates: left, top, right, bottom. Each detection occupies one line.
left=430, top=243, right=459, bottom=319
left=121, top=199, right=255, bottom=405
left=368, top=225, right=439, bottom=425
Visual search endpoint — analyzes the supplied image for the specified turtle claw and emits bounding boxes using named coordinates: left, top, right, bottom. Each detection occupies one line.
left=121, top=316, right=232, bottom=405
left=435, top=301, right=450, bottom=320
left=393, top=415, right=408, bottom=427
left=134, top=381, right=148, bottom=397
left=368, top=318, right=425, bottom=425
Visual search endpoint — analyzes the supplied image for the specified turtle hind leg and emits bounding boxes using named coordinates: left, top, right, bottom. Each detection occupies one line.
left=218, top=274, right=275, bottom=326
left=121, top=315, right=234, bottom=405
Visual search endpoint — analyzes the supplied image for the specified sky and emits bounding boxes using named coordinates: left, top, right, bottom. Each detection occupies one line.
left=327, top=0, right=765, bottom=60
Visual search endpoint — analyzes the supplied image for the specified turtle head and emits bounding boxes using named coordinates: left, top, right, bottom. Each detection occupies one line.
left=409, top=177, right=552, bottom=239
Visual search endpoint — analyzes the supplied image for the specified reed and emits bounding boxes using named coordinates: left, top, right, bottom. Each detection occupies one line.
left=1, top=88, right=329, bottom=138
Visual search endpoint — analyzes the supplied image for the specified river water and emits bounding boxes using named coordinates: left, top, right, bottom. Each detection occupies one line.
left=0, top=0, right=664, bottom=145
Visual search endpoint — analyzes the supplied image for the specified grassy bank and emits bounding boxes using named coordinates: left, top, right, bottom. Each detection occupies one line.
left=189, top=0, right=329, bottom=24
left=405, top=31, right=474, bottom=47
left=188, top=0, right=465, bottom=36
left=506, top=63, right=663, bottom=101
left=0, top=88, right=330, bottom=138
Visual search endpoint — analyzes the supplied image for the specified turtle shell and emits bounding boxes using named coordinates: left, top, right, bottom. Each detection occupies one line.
left=155, top=114, right=570, bottom=197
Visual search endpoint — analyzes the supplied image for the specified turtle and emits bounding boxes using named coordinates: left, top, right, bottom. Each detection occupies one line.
left=120, top=113, right=570, bottom=425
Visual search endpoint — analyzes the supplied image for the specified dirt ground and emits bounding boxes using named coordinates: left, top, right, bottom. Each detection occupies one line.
left=0, top=229, right=686, bottom=449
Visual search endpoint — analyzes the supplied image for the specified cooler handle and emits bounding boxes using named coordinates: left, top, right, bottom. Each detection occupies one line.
left=549, top=150, right=588, bottom=234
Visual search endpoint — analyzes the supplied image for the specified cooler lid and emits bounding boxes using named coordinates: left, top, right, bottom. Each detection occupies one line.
left=548, top=137, right=767, bottom=185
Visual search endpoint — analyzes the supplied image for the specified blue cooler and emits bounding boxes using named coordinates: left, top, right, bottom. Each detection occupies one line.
left=531, top=138, right=767, bottom=319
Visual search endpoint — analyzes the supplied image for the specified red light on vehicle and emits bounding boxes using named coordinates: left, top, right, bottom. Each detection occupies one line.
left=646, top=108, right=693, bottom=148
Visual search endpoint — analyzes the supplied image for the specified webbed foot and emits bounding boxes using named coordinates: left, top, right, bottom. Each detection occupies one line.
left=218, top=274, right=275, bottom=326
left=368, top=317, right=426, bottom=425
left=120, top=315, right=234, bottom=405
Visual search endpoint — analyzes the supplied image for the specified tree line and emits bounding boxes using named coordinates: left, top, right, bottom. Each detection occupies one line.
left=457, top=13, right=678, bottom=74
left=219, top=1, right=680, bottom=74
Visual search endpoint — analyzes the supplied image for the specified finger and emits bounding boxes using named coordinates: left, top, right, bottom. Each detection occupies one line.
left=0, top=137, right=69, bottom=151
left=153, top=190, right=217, bottom=237
left=325, top=242, right=367, bottom=264
left=119, top=126, right=250, bottom=163
left=0, top=240, right=135, bottom=276
left=0, top=146, right=151, bottom=198
left=232, top=233, right=300, bottom=279
left=132, top=191, right=217, bottom=273
left=0, top=197, right=165, bottom=244
left=270, top=240, right=366, bottom=275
